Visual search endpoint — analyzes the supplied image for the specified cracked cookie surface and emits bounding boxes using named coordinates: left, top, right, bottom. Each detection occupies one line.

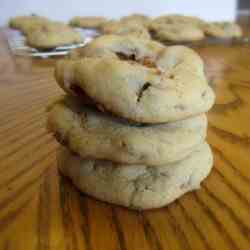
left=56, top=35, right=215, bottom=123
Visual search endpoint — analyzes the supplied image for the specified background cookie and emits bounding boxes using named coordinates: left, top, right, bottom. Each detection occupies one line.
left=151, top=14, right=205, bottom=27
left=69, top=16, right=108, bottom=29
left=26, top=22, right=83, bottom=49
left=203, top=22, right=242, bottom=38
left=101, top=21, right=151, bottom=39
left=48, top=96, right=207, bottom=166
left=9, top=15, right=50, bottom=34
left=149, top=23, right=205, bottom=42
left=149, top=14, right=205, bottom=42
left=120, top=13, right=151, bottom=27
left=58, top=142, right=213, bottom=210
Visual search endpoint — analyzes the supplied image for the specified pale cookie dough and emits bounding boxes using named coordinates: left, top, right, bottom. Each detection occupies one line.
left=26, top=22, right=83, bottom=49
left=48, top=96, right=207, bottom=166
left=56, top=35, right=215, bottom=123
left=69, top=16, right=108, bottom=29
left=9, top=15, right=50, bottom=35
left=203, top=22, right=242, bottom=38
left=58, top=142, right=213, bottom=210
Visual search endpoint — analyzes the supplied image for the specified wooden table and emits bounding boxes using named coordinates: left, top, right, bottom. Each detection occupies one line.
left=0, top=30, right=250, bottom=250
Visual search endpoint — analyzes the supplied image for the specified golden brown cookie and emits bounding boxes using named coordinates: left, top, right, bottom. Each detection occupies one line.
left=149, top=14, right=205, bottom=42
left=68, top=34, right=162, bottom=59
left=58, top=142, right=213, bottom=210
left=120, top=13, right=151, bottom=27
left=48, top=96, right=208, bottom=166
left=203, top=22, right=242, bottom=38
left=101, top=21, right=151, bottom=39
left=151, top=14, right=205, bottom=27
left=26, top=22, right=83, bottom=49
left=149, top=23, right=205, bottom=42
left=69, top=16, right=108, bottom=29
left=9, top=15, right=50, bottom=34
left=56, top=35, right=215, bottom=123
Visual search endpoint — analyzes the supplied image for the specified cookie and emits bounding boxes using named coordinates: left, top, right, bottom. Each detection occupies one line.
left=56, top=35, right=215, bottom=123
left=151, top=14, right=205, bottom=27
left=101, top=21, right=151, bottom=39
left=120, top=14, right=151, bottom=26
left=101, top=14, right=150, bottom=34
left=58, top=142, right=213, bottom=210
left=9, top=15, right=50, bottom=34
left=150, top=23, right=205, bottom=42
left=203, top=22, right=242, bottom=38
left=148, top=14, right=206, bottom=42
left=26, top=22, right=83, bottom=49
left=69, top=16, right=108, bottom=29
left=48, top=96, right=207, bottom=166
left=68, top=35, right=163, bottom=59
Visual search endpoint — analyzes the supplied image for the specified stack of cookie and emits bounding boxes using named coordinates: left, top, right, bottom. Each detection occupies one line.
left=47, top=35, right=215, bottom=210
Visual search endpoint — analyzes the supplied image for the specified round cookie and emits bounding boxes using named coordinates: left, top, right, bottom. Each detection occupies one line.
left=151, top=14, right=205, bottom=27
left=150, top=23, right=205, bottom=42
left=120, top=14, right=151, bottom=27
left=56, top=35, right=215, bottom=123
left=101, top=21, right=151, bottom=39
left=149, top=14, right=205, bottom=42
left=69, top=16, right=108, bottom=29
left=58, top=142, right=213, bottom=210
left=26, top=22, right=83, bottom=49
left=203, top=22, right=242, bottom=38
left=48, top=96, right=207, bottom=166
left=9, top=15, right=50, bottom=35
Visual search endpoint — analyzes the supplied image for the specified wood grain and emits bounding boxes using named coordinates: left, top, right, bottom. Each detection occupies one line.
left=0, top=29, right=250, bottom=250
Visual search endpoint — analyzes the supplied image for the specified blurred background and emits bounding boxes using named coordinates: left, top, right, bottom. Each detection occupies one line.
left=1, top=0, right=249, bottom=25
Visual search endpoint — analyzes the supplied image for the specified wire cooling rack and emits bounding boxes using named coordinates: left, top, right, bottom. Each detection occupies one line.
left=5, top=28, right=100, bottom=58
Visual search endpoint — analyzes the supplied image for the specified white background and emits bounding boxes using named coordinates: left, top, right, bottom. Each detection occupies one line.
left=0, top=0, right=237, bottom=26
